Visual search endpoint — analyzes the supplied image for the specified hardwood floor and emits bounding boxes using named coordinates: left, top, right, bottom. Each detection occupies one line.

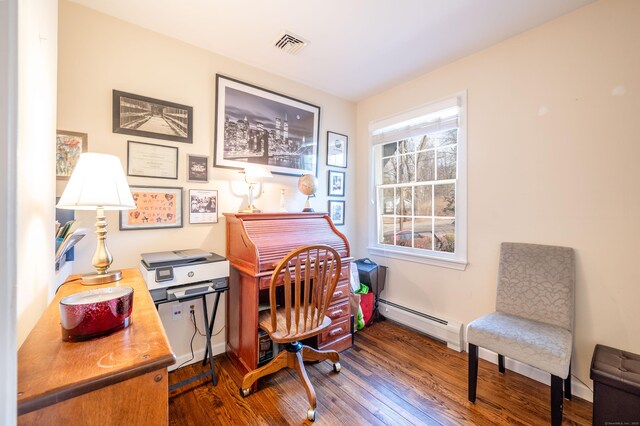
left=168, top=320, right=592, bottom=425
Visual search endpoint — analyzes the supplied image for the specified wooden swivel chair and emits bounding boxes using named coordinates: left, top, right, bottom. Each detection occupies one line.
left=240, top=245, right=342, bottom=422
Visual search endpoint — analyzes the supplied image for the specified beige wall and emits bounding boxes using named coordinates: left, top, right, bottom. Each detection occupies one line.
left=355, top=0, right=640, bottom=391
left=57, top=1, right=356, bottom=362
left=16, top=0, right=58, bottom=346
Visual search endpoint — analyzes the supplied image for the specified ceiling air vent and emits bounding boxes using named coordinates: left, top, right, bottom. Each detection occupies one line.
left=273, top=31, right=309, bottom=55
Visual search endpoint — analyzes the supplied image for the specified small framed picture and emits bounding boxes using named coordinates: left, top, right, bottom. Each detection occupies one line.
left=328, top=200, right=345, bottom=226
left=187, top=154, right=209, bottom=182
left=327, top=131, right=348, bottom=168
left=120, top=186, right=183, bottom=230
left=189, top=189, right=218, bottom=224
left=127, top=140, right=178, bottom=179
left=56, top=130, right=87, bottom=180
left=328, top=170, right=345, bottom=197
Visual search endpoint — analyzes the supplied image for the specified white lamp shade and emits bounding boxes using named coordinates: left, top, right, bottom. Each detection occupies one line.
left=243, top=165, right=273, bottom=181
left=56, top=153, right=136, bottom=210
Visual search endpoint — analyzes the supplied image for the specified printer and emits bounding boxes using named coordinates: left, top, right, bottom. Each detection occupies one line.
left=139, top=248, right=229, bottom=302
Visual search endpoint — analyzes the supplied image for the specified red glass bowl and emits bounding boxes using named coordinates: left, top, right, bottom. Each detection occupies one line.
left=59, top=286, right=134, bottom=342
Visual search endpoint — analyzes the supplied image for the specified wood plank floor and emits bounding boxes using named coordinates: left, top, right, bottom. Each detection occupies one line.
left=168, top=320, right=592, bottom=425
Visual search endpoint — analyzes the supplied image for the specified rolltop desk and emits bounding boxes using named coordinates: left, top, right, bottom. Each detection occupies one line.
left=224, top=212, right=352, bottom=376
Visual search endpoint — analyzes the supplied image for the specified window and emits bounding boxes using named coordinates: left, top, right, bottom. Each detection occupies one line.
left=369, top=94, right=467, bottom=270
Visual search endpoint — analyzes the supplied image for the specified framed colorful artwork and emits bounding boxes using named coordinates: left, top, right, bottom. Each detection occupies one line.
left=56, top=130, right=87, bottom=180
left=119, top=186, right=183, bottom=230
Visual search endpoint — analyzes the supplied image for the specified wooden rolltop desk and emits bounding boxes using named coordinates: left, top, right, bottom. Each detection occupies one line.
left=225, top=212, right=353, bottom=376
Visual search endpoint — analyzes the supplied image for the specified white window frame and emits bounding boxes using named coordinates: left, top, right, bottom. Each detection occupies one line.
left=367, top=91, right=467, bottom=270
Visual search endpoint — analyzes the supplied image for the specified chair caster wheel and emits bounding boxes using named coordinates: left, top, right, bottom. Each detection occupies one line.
left=333, top=362, right=341, bottom=373
left=307, top=407, right=316, bottom=421
left=240, top=387, right=251, bottom=398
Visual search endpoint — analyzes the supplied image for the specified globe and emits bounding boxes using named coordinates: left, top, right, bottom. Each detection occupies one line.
left=297, top=174, right=318, bottom=196
left=297, top=174, right=318, bottom=212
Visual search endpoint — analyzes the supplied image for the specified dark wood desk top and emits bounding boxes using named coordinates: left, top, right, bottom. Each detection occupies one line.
left=17, top=268, right=176, bottom=415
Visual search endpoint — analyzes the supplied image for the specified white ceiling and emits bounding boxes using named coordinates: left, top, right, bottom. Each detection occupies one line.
left=70, top=0, right=595, bottom=102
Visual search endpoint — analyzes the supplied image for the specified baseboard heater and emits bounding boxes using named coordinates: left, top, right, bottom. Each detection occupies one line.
left=378, top=299, right=464, bottom=352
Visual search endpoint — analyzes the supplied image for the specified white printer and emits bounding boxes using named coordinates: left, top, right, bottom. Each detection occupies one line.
left=139, top=249, right=229, bottom=302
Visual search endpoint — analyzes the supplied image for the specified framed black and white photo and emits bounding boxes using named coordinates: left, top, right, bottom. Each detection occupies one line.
left=187, top=154, right=209, bottom=182
left=189, top=189, right=218, bottom=224
left=127, top=140, right=178, bottom=179
left=214, top=74, right=320, bottom=176
left=327, top=131, right=348, bottom=168
left=113, top=90, right=193, bottom=143
left=328, top=200, right=345, bottom=226
left=327, top=170, right=345, bottom=197
left=120, top=186, right=183, bottom=230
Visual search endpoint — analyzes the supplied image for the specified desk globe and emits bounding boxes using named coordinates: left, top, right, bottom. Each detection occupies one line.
left=297, top=174, right=318, bottom=212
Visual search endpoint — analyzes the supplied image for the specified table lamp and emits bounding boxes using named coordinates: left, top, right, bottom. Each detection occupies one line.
left=239, top=165, right=272, bottom=213
left=56, top=153, right=136, bottom=285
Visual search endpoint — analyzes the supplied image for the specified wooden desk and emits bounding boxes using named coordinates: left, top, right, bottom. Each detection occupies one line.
left=17, top=268, right=175, bottom=425
left=224, top=212, right=352, bottom=377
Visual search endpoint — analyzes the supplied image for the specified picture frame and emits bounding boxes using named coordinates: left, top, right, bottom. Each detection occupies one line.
left=328, top=200, right=345, bottom=226
left=56, top=130, right=87, bottom=180
left=113, top=90, right=193, bottom=144
left=189, top=189, right=218, bottom=224
left=326, top=131, right=348, bottom=168
left=214, top=74, right=320, bottom=176
left=187, top=154, right=209, bottom=183
left=120, top=186, right=183, bottom=230
left=127, top=140, right=178, bottom=179
left=327, top=170, right=345, bottom=197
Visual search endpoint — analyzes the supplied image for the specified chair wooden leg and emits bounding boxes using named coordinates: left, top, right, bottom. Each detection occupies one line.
left=498, top=354, right=505, bottom=373
left=292, top=350, right=317, bottom=411
left=564, top=363, right=572, bottom=400
left=241, top=349, right=289, bottom=392
left=468, top=343, right=479, bottom=402
left=301, top=345, right=339, bottom=364
left=551, top=374, right=563, bottom=426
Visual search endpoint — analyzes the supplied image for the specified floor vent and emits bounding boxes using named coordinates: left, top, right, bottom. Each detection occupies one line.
left=379, top=299, right=463, bottom=352
left=273, top=31, right=308, bottom=55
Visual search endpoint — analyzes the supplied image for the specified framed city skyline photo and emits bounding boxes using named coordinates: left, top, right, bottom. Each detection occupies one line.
left=187, top=154, right=209, bottom=182
left=113, top=90, right=193, bottom=143
left=214, top=74, right=320, bottom=176
left=56, top=130, right=87, bottom=180
left=328, top=170, right=345, bottom=197
left=120, top=186, right=183, bottom=230
left=328, top=200, right=345, bottom=226
left=327, top=131, right=348, bottom=168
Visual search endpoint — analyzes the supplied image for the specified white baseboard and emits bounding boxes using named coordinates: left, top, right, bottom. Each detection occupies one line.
left=477, top=347, right=593, bottom=403
left=169, top=341, right=226, bottom=372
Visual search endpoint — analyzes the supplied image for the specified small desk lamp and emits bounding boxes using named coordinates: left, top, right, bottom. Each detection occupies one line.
left=56, top=153, right=136, bottom=285
left=239, top=165, right=272, bottom=213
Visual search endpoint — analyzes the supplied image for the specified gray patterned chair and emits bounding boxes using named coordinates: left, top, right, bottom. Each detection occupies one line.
left=467, top=242, right=575, bottom=426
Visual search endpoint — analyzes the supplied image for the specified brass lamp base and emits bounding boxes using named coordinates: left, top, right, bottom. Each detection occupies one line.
left=81, top=270, right=122, bottom=286
left=239, top=203, right=262, bottom=213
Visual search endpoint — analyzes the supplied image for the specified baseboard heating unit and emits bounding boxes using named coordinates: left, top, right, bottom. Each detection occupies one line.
left=378, top=299, right=463, bottom=352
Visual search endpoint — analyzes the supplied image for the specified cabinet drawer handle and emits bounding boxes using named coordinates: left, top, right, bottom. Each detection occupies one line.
left=333, top=290, right=344, bottom=298
left=329, top=328, right=344, bottom=337
left=330, top=309, right=344, bottom=318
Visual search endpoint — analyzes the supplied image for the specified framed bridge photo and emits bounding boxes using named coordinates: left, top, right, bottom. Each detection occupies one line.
left=113, top=90, right=193, bottom=143
left=214, top=74, right=320, bottom=176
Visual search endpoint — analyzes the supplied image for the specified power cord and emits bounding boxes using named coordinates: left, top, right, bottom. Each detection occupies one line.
left=55, top=277, right=82, bottom=294
left=175, top=310, right=198, bottom=370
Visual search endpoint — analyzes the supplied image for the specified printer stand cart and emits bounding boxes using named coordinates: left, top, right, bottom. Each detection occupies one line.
left=154, top=285, right=227, bottom=390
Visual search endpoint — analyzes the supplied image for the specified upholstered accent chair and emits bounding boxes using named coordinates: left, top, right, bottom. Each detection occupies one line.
left=467, top=242, right=575, bottom=426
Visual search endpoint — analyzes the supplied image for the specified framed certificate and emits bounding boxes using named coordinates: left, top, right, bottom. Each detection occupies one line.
left=127, top=140, right=178, bottom=179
